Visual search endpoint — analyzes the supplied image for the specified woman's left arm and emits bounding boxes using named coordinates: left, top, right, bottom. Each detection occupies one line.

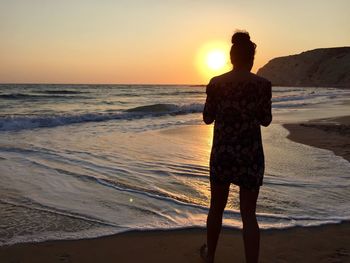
left=257, top=81, right=272, bottom=127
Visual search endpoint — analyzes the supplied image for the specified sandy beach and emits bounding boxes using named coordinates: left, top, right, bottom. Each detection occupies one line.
left=0, top=223, right=349, bottom=263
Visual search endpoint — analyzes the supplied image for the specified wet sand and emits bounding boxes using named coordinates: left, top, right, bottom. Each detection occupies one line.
left=1, top=223, right=350, bottom=263
left=284, top=115, right=350, bottom=162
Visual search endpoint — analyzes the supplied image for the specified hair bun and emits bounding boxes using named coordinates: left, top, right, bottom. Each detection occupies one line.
left=231, top=32, right=251, bottom=45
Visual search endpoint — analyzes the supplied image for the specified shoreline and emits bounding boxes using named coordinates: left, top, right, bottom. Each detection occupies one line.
left=1, top=222, right=350, bottom=262
left=283, top=115, right=350, bottom=162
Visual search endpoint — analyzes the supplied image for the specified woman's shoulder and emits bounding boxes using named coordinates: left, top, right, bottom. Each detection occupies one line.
left=249, top=73, right=271, bottom=86
left=209, top=71, right=271, bottom=86
left=208, top=71, right=232, bottom=86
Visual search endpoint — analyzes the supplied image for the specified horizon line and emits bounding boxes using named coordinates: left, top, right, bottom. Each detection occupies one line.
left=0, top=82, right=206, bottom=86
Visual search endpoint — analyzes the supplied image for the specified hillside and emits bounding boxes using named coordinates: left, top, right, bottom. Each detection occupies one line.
left=257, top=47, right=350, bottom=88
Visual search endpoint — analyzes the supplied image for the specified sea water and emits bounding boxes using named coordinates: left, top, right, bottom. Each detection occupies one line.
left=0, top=84, right=349, bottom=245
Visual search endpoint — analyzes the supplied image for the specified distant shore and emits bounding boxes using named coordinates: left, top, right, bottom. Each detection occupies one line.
left=257, top=47, right=350, bottom=89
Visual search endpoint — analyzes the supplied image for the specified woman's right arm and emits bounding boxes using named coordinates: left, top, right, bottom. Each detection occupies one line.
left=203, top=79, right=217, bottom=125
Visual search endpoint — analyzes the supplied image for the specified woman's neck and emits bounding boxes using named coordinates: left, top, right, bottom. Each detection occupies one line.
left=232, top=67, right=251, bottom=73
left=233, top=62, right=252, bottom=71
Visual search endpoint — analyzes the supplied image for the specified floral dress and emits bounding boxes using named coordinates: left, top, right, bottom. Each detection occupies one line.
left=203, top=72, right=272, bottom=190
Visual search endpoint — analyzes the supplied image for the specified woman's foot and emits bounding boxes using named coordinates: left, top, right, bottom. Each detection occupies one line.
left=200, top=244, right=213, bottom=263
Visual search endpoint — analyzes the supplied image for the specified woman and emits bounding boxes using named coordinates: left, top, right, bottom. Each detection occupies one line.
left=201, top=31, right=272, bottom=263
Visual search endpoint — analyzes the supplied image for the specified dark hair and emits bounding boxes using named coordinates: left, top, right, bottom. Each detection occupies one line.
left=230, top=31, right=256, bottom=67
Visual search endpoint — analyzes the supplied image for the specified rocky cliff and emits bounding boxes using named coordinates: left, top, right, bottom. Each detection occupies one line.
left=257, top=47, right=350, bottom=88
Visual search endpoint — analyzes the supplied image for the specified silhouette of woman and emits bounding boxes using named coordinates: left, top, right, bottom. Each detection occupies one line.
left=201, top=31, right=272, bottom=263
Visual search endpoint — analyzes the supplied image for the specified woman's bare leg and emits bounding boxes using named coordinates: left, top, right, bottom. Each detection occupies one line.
left=206, top=182, right=230, bottom=262
left=239, top=187, right=260, bottom=263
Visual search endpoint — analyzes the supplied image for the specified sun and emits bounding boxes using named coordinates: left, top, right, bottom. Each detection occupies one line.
left=196, top=41, right=231, bottom=83
left=206, top=50, right=226, bottom=70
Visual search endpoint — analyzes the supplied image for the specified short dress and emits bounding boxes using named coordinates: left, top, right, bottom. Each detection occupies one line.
left=203, top=72, right=272, bottom=190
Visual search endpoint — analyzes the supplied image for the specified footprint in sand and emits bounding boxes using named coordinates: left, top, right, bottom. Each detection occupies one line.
left=58, top=253, right=71, bottom=263
left=328, top=248, right=350, bottom=263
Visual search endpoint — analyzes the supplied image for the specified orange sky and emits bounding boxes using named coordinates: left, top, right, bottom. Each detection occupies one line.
left=0, top=1, right=349, bottom=84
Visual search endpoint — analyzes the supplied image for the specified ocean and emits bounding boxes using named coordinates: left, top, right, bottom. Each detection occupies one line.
left=0, top=84, right=349, bottom=246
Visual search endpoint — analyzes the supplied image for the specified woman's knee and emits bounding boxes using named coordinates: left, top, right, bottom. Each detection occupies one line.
left=209, top=202, right=226, bottom=216
left=210, top=196, right=228, bottom=214
left=240, top=206, right=257, bottom=224
left=209, top=182, right=230, bottom=212
left=239, top=187, right=259, bottom=222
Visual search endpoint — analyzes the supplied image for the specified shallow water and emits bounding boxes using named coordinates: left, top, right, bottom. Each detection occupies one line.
left=0, top=84, right=349, bottom=245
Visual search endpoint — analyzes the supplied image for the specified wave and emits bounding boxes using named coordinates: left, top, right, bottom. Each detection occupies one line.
left=0, top=96, right=325, bottom=131
left=272, top=88, right=306, bottom=93
left=152, top=90, right=205, bottom=96
left=272, top=95, right=314, bottom=103
left=0, top=103, right=203, bottom=131
left=35, top=90, right=88, bottom=95
left=126, top=103, right=202, bottom=113
left=0, top=93, right=49, bottom=100
left=0, top=199, right=120, bottom=228
left=6, top=156, right=347, bottom=228
left=0, top=93, right=87, bottom=100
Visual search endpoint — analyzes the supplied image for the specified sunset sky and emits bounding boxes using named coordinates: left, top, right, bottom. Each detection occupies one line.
left=1, top=0, right=349, bottom=84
